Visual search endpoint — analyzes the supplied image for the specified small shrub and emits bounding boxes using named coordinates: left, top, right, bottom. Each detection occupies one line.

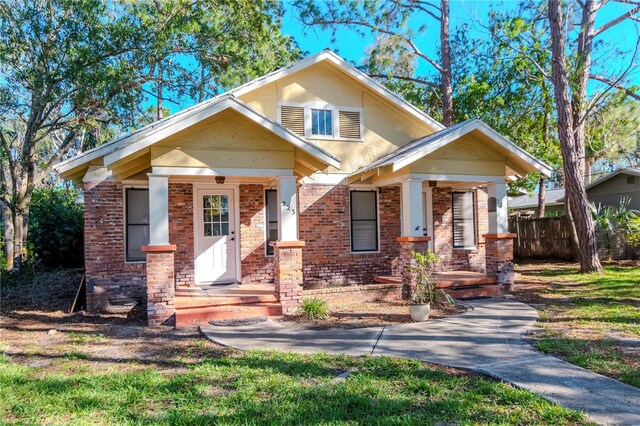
left=300, top=298, right=329, bottom=320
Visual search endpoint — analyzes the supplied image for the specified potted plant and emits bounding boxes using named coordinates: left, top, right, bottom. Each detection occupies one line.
left=408, top=250, right=439, bottom=322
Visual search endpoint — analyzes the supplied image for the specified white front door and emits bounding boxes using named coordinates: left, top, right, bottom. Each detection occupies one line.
left=195, top=188, right=237, bottom=284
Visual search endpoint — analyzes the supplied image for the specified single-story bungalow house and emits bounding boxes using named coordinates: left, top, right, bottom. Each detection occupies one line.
left=510, top=168, right=640, bottom=217
left=56, top=51, right=551, bottom=326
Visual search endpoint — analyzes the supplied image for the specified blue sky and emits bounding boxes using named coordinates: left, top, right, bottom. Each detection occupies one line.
left=280, top=0, right=640, bottom=87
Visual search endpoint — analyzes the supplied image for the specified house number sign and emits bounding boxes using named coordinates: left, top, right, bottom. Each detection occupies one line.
left=281, top=201, right=296, bottom=215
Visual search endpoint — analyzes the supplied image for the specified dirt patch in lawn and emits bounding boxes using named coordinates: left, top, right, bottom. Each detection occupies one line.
left=279, top=300, right=468, bottom=329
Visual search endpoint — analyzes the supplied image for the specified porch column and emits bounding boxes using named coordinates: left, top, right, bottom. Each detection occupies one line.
left=398, top=178, right=430, bottom=298
left=484, top=180, right=516, bottom=290
left=277, top=175, right=298, bottom=241
left=148, top=174, right=170, bottom=245
left=274, top=176, right=303, bottom=313
left=144, top=173, right=176, bottom=327
left=401, top=178, right=424, bottom=237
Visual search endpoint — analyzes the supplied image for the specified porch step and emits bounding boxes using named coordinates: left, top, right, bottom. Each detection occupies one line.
left=175, top=303, right=283, bottom=327
left=443, top=284, right=503, bottom=299
left=434, top=272, right=497, bottom=288
left=175, top=294, right=278, bottom=309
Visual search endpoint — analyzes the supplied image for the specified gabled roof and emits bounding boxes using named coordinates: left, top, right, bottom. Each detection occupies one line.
left=351, top=118, right=553, bottom=177
left=510, top=188, right=566, bottom=209
left=585, top=167, right=640, bottom=190
left=56, top=95, right=340, bottom=175
left=56, top=49, right=443, bottom=177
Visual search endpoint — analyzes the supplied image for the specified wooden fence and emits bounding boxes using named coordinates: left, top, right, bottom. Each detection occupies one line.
left=509, top=216, right=576, bottom=260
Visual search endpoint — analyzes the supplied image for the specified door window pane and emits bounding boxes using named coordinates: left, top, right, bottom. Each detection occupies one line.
left=203, top=194, right=230, bottom=237
left=350, top=191, right=378, bottom=252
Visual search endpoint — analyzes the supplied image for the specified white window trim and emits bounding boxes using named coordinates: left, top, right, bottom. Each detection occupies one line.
left=122, top=183, right=149, bottom=264
left=264, top=187, right=278, bottom=257
left=349, top=187, right=381, bottom=254
left=452, top=190, right=478, bottom=250
left=278, top=101, right=364, bottom=142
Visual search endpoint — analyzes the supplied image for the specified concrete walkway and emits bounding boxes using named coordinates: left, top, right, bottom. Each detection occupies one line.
left=200, top=298, right=640, bottom=426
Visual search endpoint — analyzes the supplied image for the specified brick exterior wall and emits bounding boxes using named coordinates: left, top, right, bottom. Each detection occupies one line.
left=84, top=180, right=194, bottom=310
left=169, top=183, right=194, bottom=287
left=239, top=184, right=274, bottom=283
left=298, top=185, right=401, bottom=288
left=432, top=186, right=488, bottom=273
left=84, top=179, right=146, bottom=310
left=84, top=179, right=494, bottom=312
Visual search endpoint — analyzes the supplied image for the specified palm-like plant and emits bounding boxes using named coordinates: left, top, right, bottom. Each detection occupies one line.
left=590, top=197, right=639, bottom=257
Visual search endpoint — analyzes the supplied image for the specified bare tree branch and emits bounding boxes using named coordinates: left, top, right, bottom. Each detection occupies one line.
left=589, top=74, right=640, bottom=100
left=368, top=73, right=439, bottom=88
left=594, top=5, right=640, bottom=36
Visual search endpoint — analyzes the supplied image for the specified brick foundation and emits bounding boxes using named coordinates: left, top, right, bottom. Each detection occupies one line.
left=142, top=245, right=177, bottom=327
left=303, top=283, right=402, bottom=307
left=274, top=241, right=305, bottom=314
left=483, top=234, right=516, bottom=291
left=397, top=236, right=431, bottom=298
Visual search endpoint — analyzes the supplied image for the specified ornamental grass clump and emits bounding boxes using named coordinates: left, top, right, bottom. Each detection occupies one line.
left=300, top=298, right=330, bottom=320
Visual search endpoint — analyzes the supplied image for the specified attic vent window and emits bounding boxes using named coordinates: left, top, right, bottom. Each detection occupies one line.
left=280, top=105, right=305, bottom=136
left=278, top=102, right=363, bottom=141
left=627, top=176, right=636, bottom=185
left=339, top=110, right=362, bottom=139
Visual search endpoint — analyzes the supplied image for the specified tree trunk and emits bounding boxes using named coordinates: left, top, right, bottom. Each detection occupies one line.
left=564, top=191, right=580, bottom=261
left=548, top=0, right=602, bottom=273
left=584, top=158, right=593, bottom=184
left=2, top=203, right=14, bottom=271
left=439, top=0, right=454, bottom=126
left=157, top=61, right=164, bottom=120
left=536, top=175, right=546, bottom=218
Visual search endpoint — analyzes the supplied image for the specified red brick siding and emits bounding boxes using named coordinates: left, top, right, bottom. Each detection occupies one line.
left=239, top=184, right=275, bottom=283
left=84, top=180, right=146, bottom=310
left=274, top=244, right=304, bottom=313
left=432, top=186, right=487, bottom=273
left=298, top=185, right=401, bottom=288
left=169, top=183, right=194, bottom=286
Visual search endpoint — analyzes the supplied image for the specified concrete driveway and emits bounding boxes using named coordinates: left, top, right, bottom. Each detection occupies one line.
left=200, top=298, right=640, bottom=426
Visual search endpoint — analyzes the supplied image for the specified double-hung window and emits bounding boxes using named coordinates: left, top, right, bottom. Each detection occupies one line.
left=350, top=190, right=378, bottom=252
left=311, top=109, right=333, bottom=136
left=125, top=188, right=150, bottom=261
left=452, top=191, right=476, bottom=248
left=265, top=189, right=278, bottom=256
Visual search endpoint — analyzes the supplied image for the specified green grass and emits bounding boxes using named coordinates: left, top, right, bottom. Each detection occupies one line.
left=516, top=263, right=639, bottom=388
left=0, top=350, right=588, bottom=425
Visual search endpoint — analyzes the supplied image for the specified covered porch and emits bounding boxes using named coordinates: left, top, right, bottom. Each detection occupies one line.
left=349, top=119, right=552, bottom=299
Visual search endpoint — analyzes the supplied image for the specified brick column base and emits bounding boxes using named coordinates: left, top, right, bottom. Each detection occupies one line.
left=483, top=234, right=516, bottom=291
left=274, top=241, right=305, bottom=314
left=396, top=236, right=431, bottom=299
left=142, top=244, right=177, bottom=327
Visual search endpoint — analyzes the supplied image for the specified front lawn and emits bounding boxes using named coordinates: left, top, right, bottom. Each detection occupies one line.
left=514, top=261, right=640, bottom=387
left=0, top=308, right=588, bottom=425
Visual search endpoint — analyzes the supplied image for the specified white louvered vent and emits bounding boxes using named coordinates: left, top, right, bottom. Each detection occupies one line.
left=339, top=110, right=361, bottom=139
left=280, top=105, right=305, bottom=136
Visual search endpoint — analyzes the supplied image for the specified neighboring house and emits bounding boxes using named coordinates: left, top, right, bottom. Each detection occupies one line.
left=510, top=168, right=640, bottom=217
left=56, top=50, right=550, bottom=326
left=509, top=188, right=566, bottom=217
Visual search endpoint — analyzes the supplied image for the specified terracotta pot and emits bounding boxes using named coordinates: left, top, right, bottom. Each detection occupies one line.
left=409, top=303, right=431, bottom=322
